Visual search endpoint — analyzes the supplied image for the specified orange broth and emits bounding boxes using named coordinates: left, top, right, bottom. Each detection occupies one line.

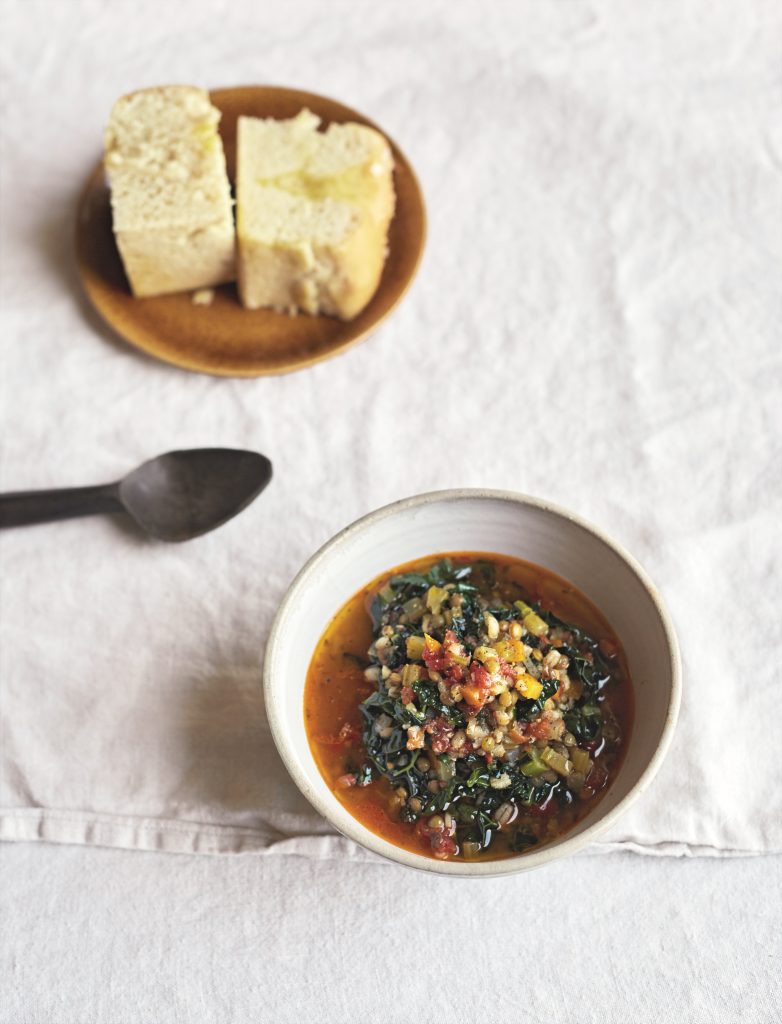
left=304, top=552, right=633, bottom=862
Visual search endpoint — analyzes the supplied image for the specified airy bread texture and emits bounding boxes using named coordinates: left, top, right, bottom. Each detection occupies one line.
left=104, top=86, right=235, bottom=298
left=236, top=110, right=395, bottom=319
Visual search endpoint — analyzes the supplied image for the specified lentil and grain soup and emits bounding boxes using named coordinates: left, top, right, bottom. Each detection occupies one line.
left=304, top=553, right=633, bottom=862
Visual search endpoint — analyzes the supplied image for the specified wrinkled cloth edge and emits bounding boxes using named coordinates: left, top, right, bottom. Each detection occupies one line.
left=1, top=809, right=775, bottom=861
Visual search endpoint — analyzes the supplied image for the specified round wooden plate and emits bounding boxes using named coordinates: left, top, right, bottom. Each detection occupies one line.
left=75, top=85, right=426, bottom=377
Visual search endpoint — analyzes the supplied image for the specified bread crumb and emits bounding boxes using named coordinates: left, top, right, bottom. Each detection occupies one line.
left=191, top=288, right=215, bottom=306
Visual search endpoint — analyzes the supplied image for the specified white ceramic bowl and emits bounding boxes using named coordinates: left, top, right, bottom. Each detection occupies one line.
left=263, top=490, right=681, bottom=876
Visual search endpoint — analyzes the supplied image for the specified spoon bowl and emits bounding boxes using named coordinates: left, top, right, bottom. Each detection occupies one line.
left=119, top=449, right=272, bottom=541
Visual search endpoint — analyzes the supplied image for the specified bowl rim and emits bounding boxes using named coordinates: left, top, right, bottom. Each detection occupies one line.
left=263, top=488, right=682, bottom=876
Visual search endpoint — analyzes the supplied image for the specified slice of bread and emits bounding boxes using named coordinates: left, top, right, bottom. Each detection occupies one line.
left=236, top=110, right=395, bottom=319
left=104, top=86, right=235, bottom=298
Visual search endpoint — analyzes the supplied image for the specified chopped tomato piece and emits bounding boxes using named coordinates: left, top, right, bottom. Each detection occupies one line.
left=430, top=832, right=457, bottom=859
left=425, top=716, right=454, bottom=753
left=338, top=722, right=360, bottom=744
left=470, top=661, right=491, bottom=686
left=498, top=658, right=516, bottom=681
left=526, top=717, right=552, bottom=741
left=444, top=663, right=467, bottom=685
left=416, top=813, right=456, bottom=857
left=317, top=722, right=361, bottom=746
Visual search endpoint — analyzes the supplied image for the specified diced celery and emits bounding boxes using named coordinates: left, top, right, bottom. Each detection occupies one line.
left=402, top=597, right=425, bottom=622
left=523, top=612, right=549, bottom=637
left=521, top=749, right=549, bottom=777
left=541, top=746, right=572, bottom=776
left=571, top=747, right=592, bottom=775
left=426, top=585, right=449, bottom=615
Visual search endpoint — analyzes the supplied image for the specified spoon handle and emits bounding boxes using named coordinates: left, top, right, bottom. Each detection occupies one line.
left=0, top=484, right=122, bottom=528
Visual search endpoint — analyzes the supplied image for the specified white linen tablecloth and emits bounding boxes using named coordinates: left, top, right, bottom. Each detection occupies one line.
left=2, top=842, right=780, bottom=1024
left=1, top=0, right=781, bottom=869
